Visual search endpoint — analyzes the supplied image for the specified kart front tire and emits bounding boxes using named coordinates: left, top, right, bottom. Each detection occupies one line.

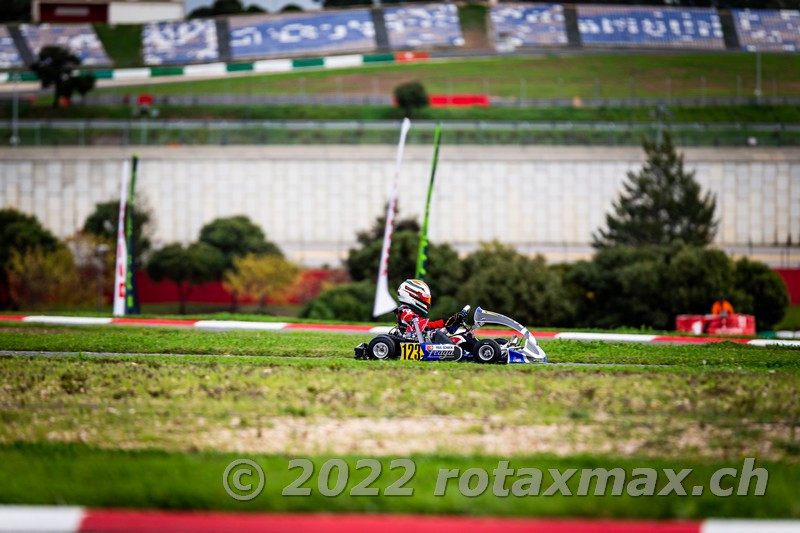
left=367, top=335, right=397, bottom=360
left=474, top=339, right=503, bottom=364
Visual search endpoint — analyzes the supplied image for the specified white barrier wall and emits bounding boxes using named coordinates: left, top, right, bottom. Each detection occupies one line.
left=0, top=145, right=798, bottom=266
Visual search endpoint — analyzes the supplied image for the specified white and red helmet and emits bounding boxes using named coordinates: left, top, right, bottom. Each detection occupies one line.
left=398, top=279, right=431, bottom=315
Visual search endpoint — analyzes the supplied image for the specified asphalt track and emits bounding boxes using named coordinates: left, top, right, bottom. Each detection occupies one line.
left=0, top=350, right=665, bottom=367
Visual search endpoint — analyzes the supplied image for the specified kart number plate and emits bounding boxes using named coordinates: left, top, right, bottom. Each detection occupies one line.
left=400, top=343, right=423, bottom=360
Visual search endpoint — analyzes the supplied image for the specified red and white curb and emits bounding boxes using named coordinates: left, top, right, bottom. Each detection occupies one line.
left=2, top=314, right=799, bottom=348
left=0, top=506, right=798, bottom=533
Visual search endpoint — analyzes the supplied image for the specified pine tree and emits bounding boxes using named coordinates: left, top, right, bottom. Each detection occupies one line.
left=593, top=133, right=717, bottom=249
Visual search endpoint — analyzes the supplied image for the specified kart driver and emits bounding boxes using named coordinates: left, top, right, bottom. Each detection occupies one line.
left=396, top=279, right=468, bottom=345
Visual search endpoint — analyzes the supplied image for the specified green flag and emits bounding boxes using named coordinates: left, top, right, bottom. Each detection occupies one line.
left=415, top=123, right=442, bottom=281
left=125, top=154, right=140, bottom=315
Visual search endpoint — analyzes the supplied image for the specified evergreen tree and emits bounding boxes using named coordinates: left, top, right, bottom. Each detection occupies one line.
left=593, top=133, right=717, bottom=249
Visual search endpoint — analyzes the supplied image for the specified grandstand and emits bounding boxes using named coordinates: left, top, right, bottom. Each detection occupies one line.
left=733, top=9, right=800, bottom=52
left=383, top=3, right=464, bottom=49
left=19, top=23, right=111, bottom=65
left=577, top=5, right=725, bottom=50
left=0, top=27, right=23, bottom=69
left=489, top=3, right=567, bottom=48
left=228, top=9, right=376, bottom=60
left=143, top=19, right=219, bottom=65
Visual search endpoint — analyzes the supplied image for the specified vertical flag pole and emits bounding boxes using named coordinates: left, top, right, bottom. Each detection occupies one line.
left=373, top=117, right=411, bottom=317
left=415, top=122, right=442, bottom=281
left=112, top=159, right=130, bottom=316
left=125, top=154, right=140, bottom=315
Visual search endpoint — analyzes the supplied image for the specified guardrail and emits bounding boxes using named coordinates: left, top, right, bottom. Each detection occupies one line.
left=2, top=119, right=798, bottom=147
left=75, top=93, right=800, bottom=109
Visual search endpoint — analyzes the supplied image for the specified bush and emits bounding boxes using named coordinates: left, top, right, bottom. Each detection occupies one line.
left=7, top=247, right=93, bottom=310
left=565, top=244, right=789, bottom=330
left=394, top=81, right=429, bottom=118
left=346, top=230, right=462, bottom=302
left=733, top=258, right=790, bottom=330
left=0, top=208, right=59, bottom=308
left=458, top=242, right=575, bottom=327
left=300, top=281, right=393, bottom=323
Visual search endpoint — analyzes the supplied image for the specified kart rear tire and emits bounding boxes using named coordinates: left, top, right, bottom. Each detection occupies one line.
left=474, top=339, right=503, bottom=364
left=367, top=335, right=397, bottom=360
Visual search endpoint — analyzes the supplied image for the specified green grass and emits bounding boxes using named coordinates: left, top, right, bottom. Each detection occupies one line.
left=0, top=322, right=798, bottom=369
left=94, top=24, right=143, bottom=68
left=2, top=323, right=798, bottom=517
left=9, top=98, right=800, bottom=123
left=89, top=53, right=800, bottom=100
left=1, top=441, right=798, bottom=518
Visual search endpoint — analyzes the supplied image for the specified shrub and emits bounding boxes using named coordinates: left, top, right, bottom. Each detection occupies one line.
left=458, top=242, right=575, bottom=327
left=300, top=281, right=393, bottom=322
left=733, top=258, right=790, bottom=330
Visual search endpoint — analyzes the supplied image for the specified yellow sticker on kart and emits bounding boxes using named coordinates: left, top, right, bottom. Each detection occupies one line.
left=400, top=343, right=423, bottom=360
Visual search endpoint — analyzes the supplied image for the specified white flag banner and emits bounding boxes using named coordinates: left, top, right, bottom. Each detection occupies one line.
left=373, top=117, right=411, bottom=317
left=112, top=160, right=130, bottom=317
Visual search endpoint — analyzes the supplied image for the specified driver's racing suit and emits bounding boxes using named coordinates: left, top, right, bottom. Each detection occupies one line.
left=396, top=305, right=470, bottom=347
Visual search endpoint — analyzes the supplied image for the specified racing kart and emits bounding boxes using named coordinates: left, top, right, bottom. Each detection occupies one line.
left=354, top=306, right=547, bottom=364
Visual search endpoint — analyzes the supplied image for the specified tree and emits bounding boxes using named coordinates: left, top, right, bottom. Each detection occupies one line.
left=146, top=242, right=225, bottom=314
left=223, top=254, right=299, bottom=311
left=199, top=216, right=281, bottom=310
left=394, top=81, right=429, bottom=118
left=68, top=73, right=97, bottom=104
left=283, top=268, right=350, bottom=306
left=7, top=247, right=93, bottom=310
left=82, top=201, right=153, bottom=266
left=593, top=133, right=717, bottom=249
left=199, top=216, right=281, bottom=273
left=0, top=209, right=59, bottom=308
left=30, top=46, right=95, bottom=108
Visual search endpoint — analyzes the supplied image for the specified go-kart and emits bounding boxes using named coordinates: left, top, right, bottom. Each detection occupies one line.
left=354, top=306, right=547, bottom=364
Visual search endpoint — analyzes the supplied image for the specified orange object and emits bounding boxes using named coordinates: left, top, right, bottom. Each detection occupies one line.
left=711, top=300, right=734, bottom=316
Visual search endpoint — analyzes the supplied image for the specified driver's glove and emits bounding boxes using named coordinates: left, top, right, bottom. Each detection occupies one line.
left=445, top=310, right=467, bottom=333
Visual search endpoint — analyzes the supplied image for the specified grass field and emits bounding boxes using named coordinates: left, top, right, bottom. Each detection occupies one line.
left=94, top=23, right=143, bottom=68
left=0, top=321, right=798, bottom=518
left=90, top=54, right=800, bottom=101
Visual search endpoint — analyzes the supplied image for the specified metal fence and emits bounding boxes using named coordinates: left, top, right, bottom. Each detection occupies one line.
left=3, top=119, right=799, bottom=147
left=79, top=93, right=800, bottom=109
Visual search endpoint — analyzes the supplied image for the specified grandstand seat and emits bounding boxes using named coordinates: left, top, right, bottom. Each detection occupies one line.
left=228, top=10, right=376, bottom=60
left=0, top=26, right=23, bottom=69
left=19, top=24, right=111, bottom=65
left=143, top=20, right=220, bottom=65
left=733, top=9, right=800, bottom=52
left=490, top=3, right=567, bottom=48
left=383, top=3, right=464, bottom=49
left=577, top=5, right=725, bottom=50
